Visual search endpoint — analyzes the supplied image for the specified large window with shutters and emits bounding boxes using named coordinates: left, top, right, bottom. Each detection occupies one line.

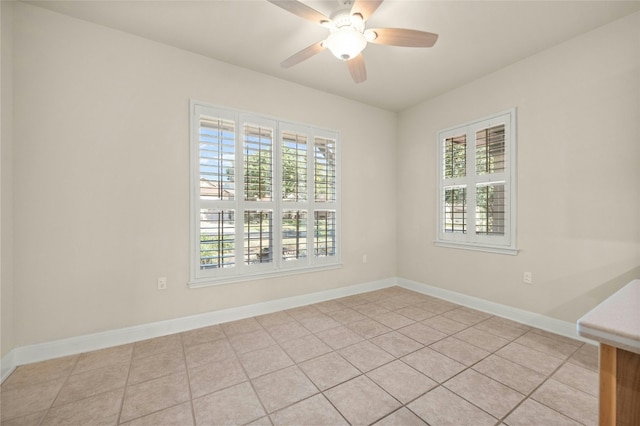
left=436, top=109, right=517, bottom=254
left=190, top=101, right=340, bottom=286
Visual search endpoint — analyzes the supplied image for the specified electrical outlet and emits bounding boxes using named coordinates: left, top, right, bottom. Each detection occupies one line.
left=523, top=272, right=533, bottom=285
left=157, top=277, right=167, bottom=290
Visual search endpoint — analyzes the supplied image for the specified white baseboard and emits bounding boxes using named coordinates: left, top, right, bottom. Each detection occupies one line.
left=396, top=277, right=594, bottom=344
left=1, top=278, right=395, bottom=383
left=1, top=276, right=595, bottom=383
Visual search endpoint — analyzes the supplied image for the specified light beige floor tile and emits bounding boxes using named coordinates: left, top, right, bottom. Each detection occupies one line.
left=515, top=331, right=579, bottom=359
left=298, top=314, right=341, bottom=333
left=372, top=311, right=415, bottom=329
left=54, top=363, right=129, bottom=406
left=120, top=372, right=190, bottom=423
left=444, top=369, right=525, bottom=418
left=237, top=345, right=294, bottom=379
left=313, top=299, right=347, bottom=314
left=473, top=317, right=530, bottom=341
left=455, top=327, right=510, bottom=352
left=408, top=386, right=496, bottom=426
left=123, top=402, right=194, bottom=426
left=430, top=336, right=490, bottom=366
left=375, top=297, right=413, bottom=311
left=394, top=306, right=438, bottom=321
left=353, top=303, right=391, bottom=317
left=41, top=388, right=123, bottom=426
left=246, top=416, right=273, bottom=426
left=315, top=325, right=365, bottom=350
left=416, top=300, right=459, bottom=315
left=128, top=349, right=186, bottom=385
left=529, top=329, right=583, bottom=348
left=299, top=352, right=360, bottom=390
left=181, top=324, right=225, bottom=347
left=472, top=354, right=546, bottom=394
left=221, top=317, right=263, bottom=336
left=73, top=344, right=133, bottom=374
left=327, top=308, right=368, bottom=324
left=255, top=311, right=295, bottom=328
left=188, top=356, right=247, bottom=398
left=552, top=362, right=599, bottom=397
left=324, top=375, right=401, bottom=425
left=1, top=355, right=78, bottom=391
left=286, top=305, right=321, bottom=320
left=228, top=328, right=276, bottom=354
left=264, top=320, right=310, bottom=344
left=347, top=318, right=393, bottom=339
left=504, top=399, right=581, bottom=426
left=367, top=360, right=437, bottom=403
left=0, top=410, right=47, bottom=426
left=370, top=331, right=424, bottom=358
left=252, top=365, right=318, bottom=413
left=338, top=340, right=395, bottom=372
left=374, top=407, right=427, bottom=425
left=442, top=307, right=492, bottom=325
left=496, top=342, right=564, bottom=375
left=567, top=343, right=599, bottom=371
left=133, top=333, right=182, bottom=359
left=279, top=334, right=332, bottom=363
left=336, top=294, right=370, bottom=308
left=192, top=381, right=265, bottom=425
left=184, top=338, right=234, bottom=369
left=531, top=379, right=598, bottom=426
left=398, top=322, right=448, bottom=345
left=402, top=347, right=466, bottom=383
left=270, top=394, right=348, bottom=426
left=1, top=379, right=65, bottom=421
left=421, top=316, right=468, bottom=335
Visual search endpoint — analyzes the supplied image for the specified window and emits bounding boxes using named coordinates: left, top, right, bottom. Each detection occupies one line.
left=190, top=101, right=340, bottom=286
left=436, top=109, right=517, bottom=254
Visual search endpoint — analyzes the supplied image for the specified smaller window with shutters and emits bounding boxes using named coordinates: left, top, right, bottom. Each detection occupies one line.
left=190, top=101, right=340, bottom=286
left=436, top=109, right=517, bottom=255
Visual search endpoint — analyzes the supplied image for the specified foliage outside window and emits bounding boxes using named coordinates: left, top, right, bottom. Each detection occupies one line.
left=436, top=109, right=517, bottom=254
left=190, top=101, right=340, bottom=286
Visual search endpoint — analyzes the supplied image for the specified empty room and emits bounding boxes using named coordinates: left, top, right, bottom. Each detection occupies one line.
left=1, top=0, right=639, bottom=425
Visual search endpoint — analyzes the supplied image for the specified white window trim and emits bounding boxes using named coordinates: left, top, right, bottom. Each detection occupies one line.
left=189, top=100, right=341, bottom=287
left=435, top=108, right=518, bottom=255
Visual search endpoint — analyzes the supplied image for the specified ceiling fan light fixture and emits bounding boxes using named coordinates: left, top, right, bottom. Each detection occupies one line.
left=324, top=26, right=367, bottom=61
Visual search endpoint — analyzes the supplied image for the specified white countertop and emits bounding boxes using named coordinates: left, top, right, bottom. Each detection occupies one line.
left=577, top=279, right=640, bottom=355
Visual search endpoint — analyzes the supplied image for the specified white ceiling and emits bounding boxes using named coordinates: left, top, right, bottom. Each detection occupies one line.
left=26, top=0, right=640, bottom=112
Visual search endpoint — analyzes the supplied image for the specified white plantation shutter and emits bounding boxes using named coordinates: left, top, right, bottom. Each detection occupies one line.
left=190, top=101, right=340, bottom=286
left=436, top=109, right=517, bottom=254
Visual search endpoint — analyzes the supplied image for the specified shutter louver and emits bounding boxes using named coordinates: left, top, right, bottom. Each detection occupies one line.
left=282, top=132, right=307, bottom=202
left=199, top=117, right=235, bottom=201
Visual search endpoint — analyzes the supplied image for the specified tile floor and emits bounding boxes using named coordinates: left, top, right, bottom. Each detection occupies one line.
left=0, top=286, right=600, bottom=425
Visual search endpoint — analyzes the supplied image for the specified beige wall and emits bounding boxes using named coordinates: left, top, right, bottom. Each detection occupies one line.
left=1, top=0, right=15, bottom=359
left=397, top=11, right=640, bottom=323
left=10, top=3, right=397, bottom=347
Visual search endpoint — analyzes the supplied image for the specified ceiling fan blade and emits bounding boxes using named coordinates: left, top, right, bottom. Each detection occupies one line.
left=350, top=0, right=383, bottom=21
left=346, top=54, right=367, bottom=84
left=267, top=0, right=330, bottom=25
left=281, top=41, right=326, bottom=68
left=368, top=28, right=439, bottom=47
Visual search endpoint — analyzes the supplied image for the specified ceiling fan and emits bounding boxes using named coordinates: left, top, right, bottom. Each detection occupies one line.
left=267, top=0, right=439, bottom=83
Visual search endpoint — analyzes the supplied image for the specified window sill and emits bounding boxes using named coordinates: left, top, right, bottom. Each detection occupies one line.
left=188, top=262, right=343, bottom=288
left=434, top=241, right=519, bottom=256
